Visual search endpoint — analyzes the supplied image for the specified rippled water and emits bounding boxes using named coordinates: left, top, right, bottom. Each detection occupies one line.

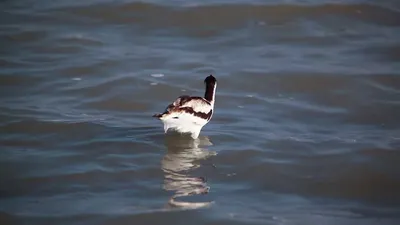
left=1, top=0, right=400, bottom=224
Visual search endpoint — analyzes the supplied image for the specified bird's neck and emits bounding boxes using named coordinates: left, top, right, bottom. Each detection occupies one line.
left=204, top=82, right=216, bottom=105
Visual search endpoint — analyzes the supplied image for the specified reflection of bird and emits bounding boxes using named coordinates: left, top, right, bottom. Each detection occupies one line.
left=161, top=135, right=216, bottom=209
left=153, top=75, right=217, bottom=139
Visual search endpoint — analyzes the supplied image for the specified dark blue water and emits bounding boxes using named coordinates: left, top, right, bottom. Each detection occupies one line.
left=1, top=0, right=400, bottom=224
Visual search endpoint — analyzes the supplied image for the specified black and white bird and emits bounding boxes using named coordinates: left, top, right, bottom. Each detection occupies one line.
left=153, top=75, right=217, bottom=139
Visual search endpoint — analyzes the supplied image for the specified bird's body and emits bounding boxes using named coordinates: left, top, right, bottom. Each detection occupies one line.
left=153, top=75, right=217, bottom=139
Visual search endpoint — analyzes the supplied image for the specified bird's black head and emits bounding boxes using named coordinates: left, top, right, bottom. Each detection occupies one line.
left=204, top=75, right=217, bottom=84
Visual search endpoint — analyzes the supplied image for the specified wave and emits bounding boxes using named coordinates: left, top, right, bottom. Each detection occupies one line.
left=53, top=2, right=400, bottom=27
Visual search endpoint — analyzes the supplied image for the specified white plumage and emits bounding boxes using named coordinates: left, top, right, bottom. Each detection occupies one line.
left=153, top=75, right=217, bottom=139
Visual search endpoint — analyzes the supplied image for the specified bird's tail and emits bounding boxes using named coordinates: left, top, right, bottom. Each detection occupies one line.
left=153, top=113, right=163, bottom=119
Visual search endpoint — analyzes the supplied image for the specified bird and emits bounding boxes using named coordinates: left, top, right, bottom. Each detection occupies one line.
left=153, top=75, right=217, bottom=139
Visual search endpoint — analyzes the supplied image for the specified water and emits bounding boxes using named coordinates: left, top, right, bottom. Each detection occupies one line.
left=1, top=0, right=400, bottom=224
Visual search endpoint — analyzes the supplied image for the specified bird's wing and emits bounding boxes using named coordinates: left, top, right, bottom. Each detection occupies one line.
left=153, top=96, right=211, bottom=118
left=177, top=96, right=211, bottom=113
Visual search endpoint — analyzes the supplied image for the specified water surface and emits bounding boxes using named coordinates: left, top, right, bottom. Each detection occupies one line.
left=1, top=0, right=400, bottom=224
